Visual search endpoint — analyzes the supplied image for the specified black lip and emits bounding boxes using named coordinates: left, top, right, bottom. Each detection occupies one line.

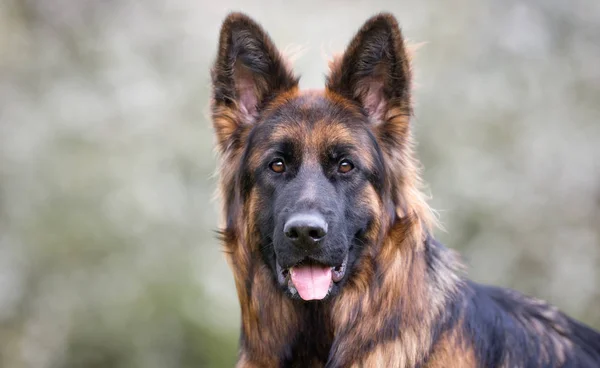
left=276, top=261, right=288, bottom=285
left=332, top=259, right=347, bottom=282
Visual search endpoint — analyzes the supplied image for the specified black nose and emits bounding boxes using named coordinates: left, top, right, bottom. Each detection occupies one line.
left=284, top=213, right=328, bottom=247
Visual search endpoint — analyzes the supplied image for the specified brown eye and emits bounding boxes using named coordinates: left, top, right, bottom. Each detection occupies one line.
left=270, top=159, right=286, bottom=173
left=338, top=159, right=354, bottom=173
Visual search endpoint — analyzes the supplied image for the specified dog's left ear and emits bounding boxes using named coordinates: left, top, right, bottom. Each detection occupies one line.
left=327, top=13, right=412, bottom=138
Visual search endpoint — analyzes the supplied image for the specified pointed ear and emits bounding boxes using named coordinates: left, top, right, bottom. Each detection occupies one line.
left=211, top=13, right=299, bottom=153
left=327, top=13, right=412, bottom=130
left=328, top=14, right=433, bottom=227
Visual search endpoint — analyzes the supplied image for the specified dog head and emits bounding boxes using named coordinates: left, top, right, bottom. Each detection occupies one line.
left=212, top=13, right=426, bottom=301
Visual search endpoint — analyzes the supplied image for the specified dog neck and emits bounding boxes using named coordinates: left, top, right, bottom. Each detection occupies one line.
left=325, top=217, right=464, bottom=366
left=227, top=216, right=464, bottom=367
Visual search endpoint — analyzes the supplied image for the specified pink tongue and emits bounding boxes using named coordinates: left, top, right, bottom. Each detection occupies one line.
left=291, top=265, right=332, bottom=300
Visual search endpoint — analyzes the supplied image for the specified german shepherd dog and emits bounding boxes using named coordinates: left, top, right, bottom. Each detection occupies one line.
left=210, top=12, right=600, bottom=367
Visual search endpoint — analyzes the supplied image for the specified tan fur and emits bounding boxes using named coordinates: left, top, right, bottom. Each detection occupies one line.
left=328, top=214, right=461, bottom=367
left=425, top=327, right=477, bottom=368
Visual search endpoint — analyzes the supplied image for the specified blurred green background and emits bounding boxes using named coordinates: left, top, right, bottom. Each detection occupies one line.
left=0, top=1, right=598, bottom=367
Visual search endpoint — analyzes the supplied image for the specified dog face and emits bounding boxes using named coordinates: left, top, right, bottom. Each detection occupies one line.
left=212, top=13, right=413, bottom=301
left=243, top=94, right=388, bottom=300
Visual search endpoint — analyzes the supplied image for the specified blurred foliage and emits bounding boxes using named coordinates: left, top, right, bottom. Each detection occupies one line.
left=0, top=0, right=599, bottom=367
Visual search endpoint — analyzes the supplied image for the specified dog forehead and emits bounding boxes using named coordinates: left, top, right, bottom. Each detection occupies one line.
left=259, top=91, right=366, bottom=147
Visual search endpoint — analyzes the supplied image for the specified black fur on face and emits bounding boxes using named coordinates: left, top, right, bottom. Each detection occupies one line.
left=236, top=94, right=390, bottom=300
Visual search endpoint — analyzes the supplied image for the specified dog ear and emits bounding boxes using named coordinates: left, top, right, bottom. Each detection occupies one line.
left=211, top=12, right=299, bottom=153
left=328, top=14, right=432, bottom=227
left=327, top=13, right=412, bottom=139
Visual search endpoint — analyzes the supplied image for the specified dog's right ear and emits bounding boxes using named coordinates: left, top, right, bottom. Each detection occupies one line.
left=211, top=13, right=299, bottom=154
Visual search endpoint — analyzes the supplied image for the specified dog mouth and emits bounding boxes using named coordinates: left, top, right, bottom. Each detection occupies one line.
left=275, top=254, right=348, bottom=301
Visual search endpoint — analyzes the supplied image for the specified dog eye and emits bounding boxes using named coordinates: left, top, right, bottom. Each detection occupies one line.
left=269, top=159, right=286, bottom=173
left=338, top=159, right=354, bottom=174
